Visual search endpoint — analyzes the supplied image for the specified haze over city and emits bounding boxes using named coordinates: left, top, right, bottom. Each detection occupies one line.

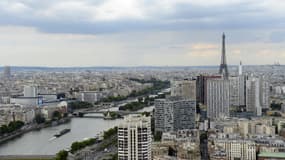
left=0, top=0, right=284, bottom=66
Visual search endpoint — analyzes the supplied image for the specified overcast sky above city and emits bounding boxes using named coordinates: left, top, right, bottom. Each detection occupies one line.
left=0, top=0, right=285, bottom=66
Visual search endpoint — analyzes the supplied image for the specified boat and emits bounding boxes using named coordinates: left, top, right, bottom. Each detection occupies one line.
left=54, top=129, right=71, bottom=137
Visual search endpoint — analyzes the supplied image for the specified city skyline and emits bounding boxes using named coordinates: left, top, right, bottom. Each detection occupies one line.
left=0, top=0, right=284, bottom=66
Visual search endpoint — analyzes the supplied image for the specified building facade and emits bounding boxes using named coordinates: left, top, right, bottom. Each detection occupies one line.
left=118, top=114, right=152, bottom=160
left=246, top=77, right=262, bottom=116
left=196, top=75, right=221, bottom=105
left=154, top=98, right=196, bottom=133
left=24, top=85, right=38, bottom=97
left=229, top=76, right=239, bottom=107
left=213, top=140, right=256, bottom=160
left=171, top=79, right=196, bottom=100
left=80, top=91, right=103, bottom=103
left=259, top=77, right=270, bottom=109
left=207, top=79, right=230, bottom=120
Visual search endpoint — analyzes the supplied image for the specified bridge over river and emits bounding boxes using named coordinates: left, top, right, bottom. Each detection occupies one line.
left=73, top=110, right=148, bottom=118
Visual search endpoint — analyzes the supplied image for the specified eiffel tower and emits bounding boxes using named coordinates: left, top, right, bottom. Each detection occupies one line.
left=219, top=33, right=229, bottom=79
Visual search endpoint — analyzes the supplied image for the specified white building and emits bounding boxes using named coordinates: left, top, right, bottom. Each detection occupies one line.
left=39, top=94, right=58, bottom=102
left=246, top=77, right=262, bottom=116
left=24, top=85, right=38, bottom=97
left=10, top=97, right=41, bottom=107
left=118, top=114, right=152, bottom=160
left=171, top=79, right=196, bottom=100
left=80, top=91, right=103, bottom=103
left=238, top=61, right=243, bottom=76
left=207, top=79, right=230, bottom=120
left=259, top=77, right=269, bottom=109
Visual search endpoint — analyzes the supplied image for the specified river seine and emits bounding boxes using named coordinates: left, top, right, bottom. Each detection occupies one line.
left=0, top=106, right=153, bottom=155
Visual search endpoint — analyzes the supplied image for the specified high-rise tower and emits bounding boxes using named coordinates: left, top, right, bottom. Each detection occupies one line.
left=219, top=33, right=229, bottom=79
left=3, top=66, right=11, bottom=80
left=118, top=115, right=152, bottom=160
left=239, top=61, right=243, bottom=75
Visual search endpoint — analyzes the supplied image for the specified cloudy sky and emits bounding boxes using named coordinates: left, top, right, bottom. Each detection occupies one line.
left=0, top=0, right=285, bottom=66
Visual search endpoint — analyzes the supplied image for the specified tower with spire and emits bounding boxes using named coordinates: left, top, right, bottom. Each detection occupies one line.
left=219, top=33, right=229, bottom=79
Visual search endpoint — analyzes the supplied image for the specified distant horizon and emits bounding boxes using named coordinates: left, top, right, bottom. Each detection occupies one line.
left=0, top=64, right=282, bottom=68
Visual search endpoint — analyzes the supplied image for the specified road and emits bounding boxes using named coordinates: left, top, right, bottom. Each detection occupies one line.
left=200, top=137, right=209, bottom=160
left=69, top=135, right=117, bottom=160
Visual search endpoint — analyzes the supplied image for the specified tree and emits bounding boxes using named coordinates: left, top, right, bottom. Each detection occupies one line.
left=71, top=141, right=80, bottom=153
left=110, top=154, right=118, bottom=160
left=55, top=150, right=68, bottom=160
left=141, top=112, right=150, bottom=117
left=271, top=102, right=282, bottom=110
left=70, top=138, right=96, bottom=153
left=69, top=101, right=94, bottom=110
left=0, top=121, right=24, bottom=136
left=200, top=132, right=208, bottom=141
left=0, top=125, right=8, bottom=134
left=103, top=127, right=118, bottom=140
left=52, top=110, right=62, bottom=120
left=63, top=113, right=68, bottom=118
left=138, top=97, right=143, bottom=103
left=35, top=114, right=45, bottom=124
left=154, top=131, right=162, bottom=141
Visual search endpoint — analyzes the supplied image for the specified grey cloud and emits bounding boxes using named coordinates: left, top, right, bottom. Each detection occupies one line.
left=0, top=0, right=284, bottom=35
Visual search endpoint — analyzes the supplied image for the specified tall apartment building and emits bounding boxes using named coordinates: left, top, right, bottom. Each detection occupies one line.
left=229, top=76, right=246, bottom=107
left=3, top=66, right=11, bottom=80
left=154, top=98, right=196, bottom=133
left=238, top=75, right=246, bottom=106
left=118, top=114, right=152, bottom=160
left=238, top=61, right=243, bottom=76
left=229, top=76, right=239, bottom=107
left=207, top=79, right=230, bottom=120
left=246, top=77, right=262, bottom=116
left=171, top=79, right=196, bottom=100
left=238, top=61, right=246, bottom=106
left=154, top=99, right=174, bottom=132
left=196, top=75, right=221, bottom=104
left=196, top=75, right=205, bottom=104
left=259, top=76, right=269, bottom=109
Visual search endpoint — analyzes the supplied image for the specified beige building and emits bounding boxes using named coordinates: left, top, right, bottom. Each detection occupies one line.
left=152, top=129, right=200, bottom=160
left=211, top=140, right=256, bottom=160
left=171, top=79, right=196, bottom=100
left=41, top=101, right=68, bottom=120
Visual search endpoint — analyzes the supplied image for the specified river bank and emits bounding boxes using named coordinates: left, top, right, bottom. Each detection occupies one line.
left=0, top=106, right=153, bottom=155
left=0, top=117, right=123, bottom=155
left=0, top=155, right=55, bottom=160
left=0, top=117, right=71, bottom=144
